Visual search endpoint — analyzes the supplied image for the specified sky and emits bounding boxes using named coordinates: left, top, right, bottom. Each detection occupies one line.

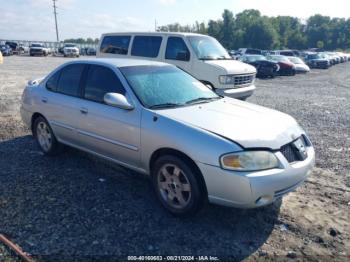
left=1, top=0, right=349, bottom=41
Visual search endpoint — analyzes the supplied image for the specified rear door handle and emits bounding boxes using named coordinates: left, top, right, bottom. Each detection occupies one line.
left=80, top=107, right=88, bottom=114
left=41, top=97, right=48, bottom=103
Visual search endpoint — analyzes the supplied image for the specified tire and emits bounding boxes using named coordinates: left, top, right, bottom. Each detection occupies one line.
left=151, top=155, right=206, bottom=216
left=33, top=116, right=63, bottom=156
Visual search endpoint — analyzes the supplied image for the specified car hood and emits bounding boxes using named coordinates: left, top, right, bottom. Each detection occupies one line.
left=256, top=60, right=278, bottom=65
left=204, top=60, right=256, bottom=74
left=155, top=98, right=303, bottom=150
left=295, top=64, right=310, bottom=70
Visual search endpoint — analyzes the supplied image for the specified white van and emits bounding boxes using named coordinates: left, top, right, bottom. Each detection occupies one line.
left=97, top=32, right=257, bottom=100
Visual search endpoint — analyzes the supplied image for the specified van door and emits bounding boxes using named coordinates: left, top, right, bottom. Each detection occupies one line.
left=163, top=36, right=192, bottom=73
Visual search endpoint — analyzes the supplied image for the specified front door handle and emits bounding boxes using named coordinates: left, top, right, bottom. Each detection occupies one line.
left=80, top=107, right=88, bottom=114
left=41, top=97, right=48, bottom=103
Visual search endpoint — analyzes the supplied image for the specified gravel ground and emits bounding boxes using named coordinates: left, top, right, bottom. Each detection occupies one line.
left=0, top=56, right=349, bottom=261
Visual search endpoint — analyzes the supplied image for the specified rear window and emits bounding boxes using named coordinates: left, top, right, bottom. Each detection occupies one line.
left=131, top=36, right=162, bottom=58
left=100, top=35, right=131, bottom=55
left=57, top=64, right=85, bottom=97
left=246, top=49, right=261, bottom=55
left=280, top=51, right=294, bottom=56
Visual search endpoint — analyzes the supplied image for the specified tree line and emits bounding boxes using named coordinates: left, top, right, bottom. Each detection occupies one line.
left=158, top=9, right=350, bottom=51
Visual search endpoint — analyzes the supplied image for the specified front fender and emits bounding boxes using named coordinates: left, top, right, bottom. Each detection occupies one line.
left=140, top=109, right=241, bottom=173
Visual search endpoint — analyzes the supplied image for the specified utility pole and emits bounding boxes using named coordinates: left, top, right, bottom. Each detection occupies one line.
left=53, top=0, right=59, bottom=42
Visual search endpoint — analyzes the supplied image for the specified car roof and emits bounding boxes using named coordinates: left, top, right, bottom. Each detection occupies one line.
left=101, top=32, right=207, bottom=37
left=65, top=58, right=171, bottom=68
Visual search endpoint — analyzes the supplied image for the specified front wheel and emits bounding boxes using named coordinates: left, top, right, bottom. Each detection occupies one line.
left=152, top=155, right=206, bottom=216
left=34, top=116, right=63, bottom=155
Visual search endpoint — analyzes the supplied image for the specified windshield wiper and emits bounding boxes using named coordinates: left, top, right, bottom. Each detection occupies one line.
left=199, top=56, right=216, bottom=60
left=217, top=56, right=233, bottom=60
left=186, top=97, right=221, bottom=105
left=149, top=103, right=183, bottom=109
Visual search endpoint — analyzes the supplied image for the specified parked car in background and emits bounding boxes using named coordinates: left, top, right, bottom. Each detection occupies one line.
left=30, top=43, right=49, bottom=56
left=5, top=41, right=18, bottom=53
left=0, top=45, right=13, bottom=56
left=87, top=47, right=97, bottom=56
left=63, top=43, right=80, bottom=57
left=287, top=56, right=310, bottom=73
left=98, top=32, right=257, bottom=100
left=237, top=48, right=262, bottom=55
left=239, top=54, right=279, bottom=78
left=267, top=55, right=296, bottom=75
left=18, top=44, right=29, bottom=54
left=304, top=53, right=330, bottom=69
left=20, top=58, right=315, bottom=215
left=270, top=50, right=295, bottom=57
left=335, top=52, right=347, bottom=63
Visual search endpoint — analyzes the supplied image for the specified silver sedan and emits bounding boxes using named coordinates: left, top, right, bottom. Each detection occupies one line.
left=21, top=58, right=315, bottom=216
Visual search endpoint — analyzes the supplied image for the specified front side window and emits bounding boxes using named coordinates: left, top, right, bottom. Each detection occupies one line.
left=188, top=36, right=230, bottom=60
left=46, top=70, right=61, bottom=91
left=57, top=64, right=85, bottom=96
left=131, top=36, right=162, bottom=58
left=84, top=65, right=125, bottom=103
left=165, top=37, right=190, bottom=61
left=100, top=35, right=131, bottom=54
left=120, top=65, right=219, bottom=108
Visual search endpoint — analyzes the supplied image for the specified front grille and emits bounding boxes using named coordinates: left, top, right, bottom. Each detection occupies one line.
left=233, top=74, right=255, bottom=87
left=316, top=61, right=328, bottom=67
left=280, top=136, right=308, bottom=163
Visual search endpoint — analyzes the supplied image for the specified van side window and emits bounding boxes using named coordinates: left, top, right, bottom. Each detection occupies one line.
left=46, top=70, right=61, bottom=91
left=100, top=36, right=131, bottom=55
left=165, top=37, right=190, bottom=61
left=131, top=36, right=162, bottom=58
left=57, top=64, right=85, bottom=97
left=84, top=65, right=125, bottom=103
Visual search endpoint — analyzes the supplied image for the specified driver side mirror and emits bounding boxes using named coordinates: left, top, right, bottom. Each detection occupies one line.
left=104, top=93, right=134, bottom=110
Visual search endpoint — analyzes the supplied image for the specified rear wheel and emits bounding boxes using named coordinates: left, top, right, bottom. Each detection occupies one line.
left=152, top=155, right=205, bottom=216
left=33, top=116, right=63, bottom=155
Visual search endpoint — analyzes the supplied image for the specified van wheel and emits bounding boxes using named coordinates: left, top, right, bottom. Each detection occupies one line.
left=152, top=155, right=205, bottom=216
left=33, top=117, right=63, bottom=156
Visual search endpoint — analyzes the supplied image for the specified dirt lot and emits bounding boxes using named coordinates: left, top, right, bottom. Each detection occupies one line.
left=0, top=56, right=349, bottom=261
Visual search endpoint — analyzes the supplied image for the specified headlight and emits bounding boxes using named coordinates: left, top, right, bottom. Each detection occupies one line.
left=220, top=151, right=280, bottom=171
left=219, top=75, right=235, bottom=85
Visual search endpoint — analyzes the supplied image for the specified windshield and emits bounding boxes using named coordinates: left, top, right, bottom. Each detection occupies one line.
left=31, top=44, right=44, bottom=47
left=269, top=55, right=289, bottom=62
left=288, top=57, right=303, bottom=64
left=65, top=44, right=76, bottom=47
left=120, top=65, right=220, bottom=109
left=188, top=36, right=230, bottom=60
left=308, top=54, right=323, bottom=59
left=245, top=55, right=266, bottom=62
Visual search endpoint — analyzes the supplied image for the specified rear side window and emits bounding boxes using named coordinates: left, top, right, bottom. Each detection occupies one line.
left=57, top=64, right=85, bottom=96
left=131, top=36, right=162, bottom=58
left=165, top=37, right=190, bottom=61
left=84, top=65, right=125, bottom=103
left=100, top=35, right=131, bottom=54
left=46, top=70, right=61, bottom=91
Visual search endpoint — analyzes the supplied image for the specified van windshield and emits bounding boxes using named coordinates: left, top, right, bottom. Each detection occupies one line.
left=188, top=36, right=231, bottom=60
